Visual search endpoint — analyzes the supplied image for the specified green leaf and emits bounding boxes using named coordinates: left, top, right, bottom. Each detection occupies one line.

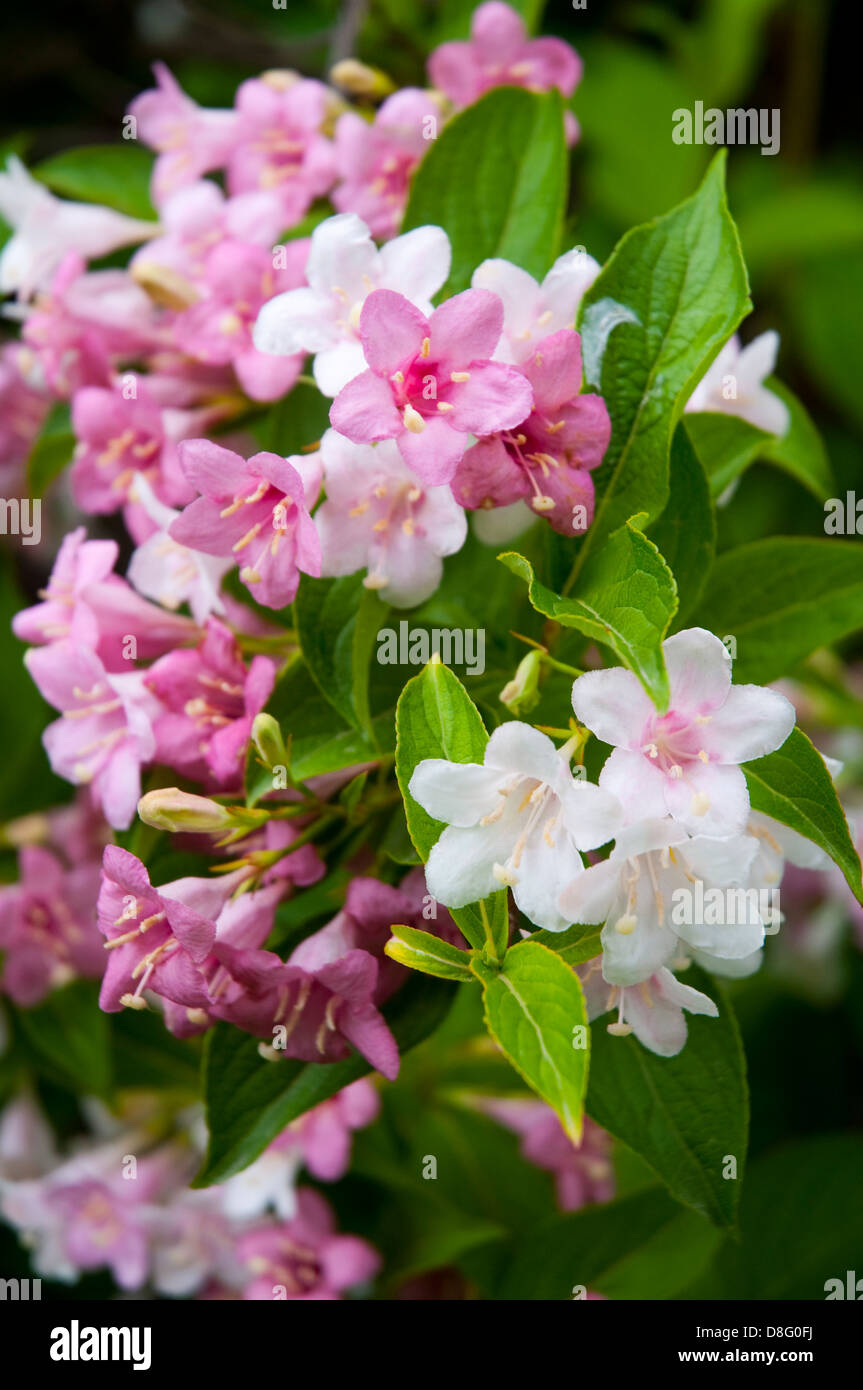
left=495, top=1185, right=682, bottom=1300
left=649, top=423, right=716, bottom=625
left=585, top=967, right=747, bottom=1228
left=684, top=411, right=770, bottom=499
left=575, top=153, right=750, bottom=568
left=402, top=87, right=566, bottom=296
left=395, top=657, right=502, bottom=951
left=760, top=378, right=834, bottom=501
left=694, top=536, right=863, bottom=684
left=744, top=726, right=863, bottom=903
left=471, top=939, right=589, bottom=1142
left=685, top=383, right=833, bottom=503
left=34, top=144, right=156, bottom=219
left=26, top=403, right=74, bottom=498
left=683, top=1133, right=863, bottom=1299
left=395, top=657, right=489, bottom=861
left=109, top=1008, right=201, bottom=1092
left=385, top=925, right=475, bottom=982
left=529, top=922, right=603, bottom=966
left=295, top=574, right=386, bottom=734
left=12, top=982, right=111, bottom=1098
left=251, top=380, right=330, bottom=454
left=500, top=516, right=678, bottom=708
left=193, top=973, right=455, bottom=1186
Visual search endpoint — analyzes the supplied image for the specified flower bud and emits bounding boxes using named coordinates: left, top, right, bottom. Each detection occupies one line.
left=329, top=59, right=396, bottom=100
left=499, top=649, right=542, bottom=715
left=251, top=712, right=288, bottom=771
left=137, top=789, right=268, bottom=834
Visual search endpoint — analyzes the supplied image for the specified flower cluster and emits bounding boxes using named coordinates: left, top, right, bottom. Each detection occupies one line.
left=410, top=627, right=816, bottom=1055
left=0, top=1089, right=379, bottom=1298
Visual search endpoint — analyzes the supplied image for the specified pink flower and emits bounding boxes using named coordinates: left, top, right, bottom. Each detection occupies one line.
left=235, top=1188, right=379, bottom=1300
left=332, top=89, right=442, bottom=240
left=145, top=617, right=276, bottom=788
left=330, top=287, right=533, bottom=485
left=428, top=2, right=582, bottom=141
left=453, top=329, right=610, bottom=536
left=224, top=937, right=400, bottom=1078
left=70, top=384, right=197, bottom=514
left=129, top=64, right=240, bottom=207
left=0, top=847, right=103, bottom=1006
left=97, top=844, right=256, bottom=1017
left=282, top=1078, right=380, bottom=1183
left=0, top=342, right=50, bottom=469
left=253, top=212, right=451, bottom=397
left=227, top=76, right=337, bottom=222
left=220, top=1078, right=379, bottom=1221
left=13, top=525, right=198, bottom=670
left=483, top=1102, right=613, bottom=1211
left=571, top=628, right=796, bottom=838
left=171, top=239, right=308, bottom=403
left=22, top=253, right=162, bottom=397
left=315, top=430, right=467, bottom=607
left=130, top=179, right=286, bottom=290
left=25, top=644, right=159, bottom=830
left=42, top=1148, right=175, bottom=1290
left=170, top=439, right=322, bottom=609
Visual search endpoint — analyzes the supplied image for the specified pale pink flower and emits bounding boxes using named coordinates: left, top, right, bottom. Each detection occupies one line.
left=13, top=524, right=198, bottom=670
left=0, top=342, right=50, bottom=468
left=171, top=239, right=308, bottom=403
left=579, top=960, right=719, bottom=1058
left=130, top=179, right=286, bottom=289
left=0, top=847, right=103, bottom=1006
left=472, top=247, right=600, bottom=364
left=22, top=252, right=162, bottom=397
left=332, top=89, right=442, bottom=239
left=70, top=383, right=199, bottom=514
left=571, top=628, right=796, bottom=837
left=315, top=430, right=466, bottom=607
left=226, top=76, right=337, bottom=222
left=428, top=2, right=583, bottom=142
left=25, top=643, right=159, bottom=830
left=129, top=63, right=239, bottom=206
left=329, top=287, right=533, bottom=485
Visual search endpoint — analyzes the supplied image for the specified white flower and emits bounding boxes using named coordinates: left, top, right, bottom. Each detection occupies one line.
left=580, top=961, right=719, bottom=1058
left=559, top=818, right=766, bottom=987
left=0, top=157, right=158, bottom=300
left=253, top=212, right=451, bottom=396
left=471, top=246, right=600, bottom=364
left=218, top=1146, right=302, bottom=1223
left=409, top=722, right=622, bottom=933
left=685, top=330, right=790, bottom=436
